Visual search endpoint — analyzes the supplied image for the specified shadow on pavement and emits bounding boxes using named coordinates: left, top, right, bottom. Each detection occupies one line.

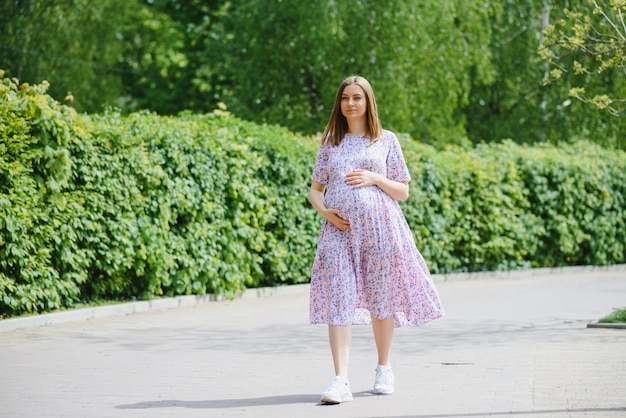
left=117, top=394, right=320, bottom=409
left=116, top=390, right=385, bottom=410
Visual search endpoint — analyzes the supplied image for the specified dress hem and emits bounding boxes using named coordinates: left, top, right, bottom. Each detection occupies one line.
left=309, top=311, right=445, bottom=328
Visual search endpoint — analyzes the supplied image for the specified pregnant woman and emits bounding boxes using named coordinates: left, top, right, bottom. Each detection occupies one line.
left=309, top=75, right=444, bottom=404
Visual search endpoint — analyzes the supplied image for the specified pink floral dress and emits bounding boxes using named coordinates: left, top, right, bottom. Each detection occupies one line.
left=310, top=130, right=444, bottom=327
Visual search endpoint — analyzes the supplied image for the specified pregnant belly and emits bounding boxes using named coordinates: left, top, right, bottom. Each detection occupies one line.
left=325, top=185, right=382, bottom=219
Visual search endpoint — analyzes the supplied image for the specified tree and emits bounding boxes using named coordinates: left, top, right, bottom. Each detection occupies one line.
left=463, top=0, right=626, bottom=149
left=4, top=0, right=624, bottom=148
left=208, top=0, right=495, bottom=144
left=0, top=0, right=145, bottom=113
left=464, top=0, right=559, bottom=144
left=211, top=0, right=342, bottom=134
left=540, top=0, right=626, bottom=116
left=118, top=0, right=231, bottom=115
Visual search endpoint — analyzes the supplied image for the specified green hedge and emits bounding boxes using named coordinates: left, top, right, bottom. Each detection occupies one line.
left=402, top=139, right=626, bottom=272
left=1, top=75, right=625, bottom=317
left=0, top=75, right=319, bottom=316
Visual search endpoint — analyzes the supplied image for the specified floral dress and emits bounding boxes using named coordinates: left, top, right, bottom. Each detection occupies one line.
left=309, top=130, right=444, bottom=327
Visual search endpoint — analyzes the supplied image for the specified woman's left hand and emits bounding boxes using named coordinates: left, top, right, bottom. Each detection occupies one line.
left=345, top=169, right=380, bottom=188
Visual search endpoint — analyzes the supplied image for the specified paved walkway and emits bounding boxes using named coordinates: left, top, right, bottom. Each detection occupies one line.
left=1, top=267, right=625, bottom=418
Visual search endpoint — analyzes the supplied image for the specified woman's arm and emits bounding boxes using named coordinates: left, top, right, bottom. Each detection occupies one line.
left=344, top=169, right=409, bottom=201
left=309, top=181, right=350, bottom=230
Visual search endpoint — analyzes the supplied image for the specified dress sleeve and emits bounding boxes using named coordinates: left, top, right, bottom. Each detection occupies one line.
left=312, top=143, right=330, bottom=184
left=386, top=132, right=411, bottom=183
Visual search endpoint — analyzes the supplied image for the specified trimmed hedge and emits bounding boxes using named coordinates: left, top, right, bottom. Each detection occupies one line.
left=403, top=139, right=626, bottom=272
left=0, top=75, right=319, bottom=316
left=1, top=75, right=625, bottom=317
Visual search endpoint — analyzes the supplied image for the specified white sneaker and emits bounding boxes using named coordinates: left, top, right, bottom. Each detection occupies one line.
left=320, top=376, right=353, bottom=404
left=373, top=364, right=395, bottom=394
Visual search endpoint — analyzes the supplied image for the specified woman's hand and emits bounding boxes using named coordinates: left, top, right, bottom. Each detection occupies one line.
left=345, top=169, right=409, bottom=201
left=323, top=208, right=350, bottom=231
left=345, top=169, right=380, bottom=188
left=309, top=181, right=350, bottom=231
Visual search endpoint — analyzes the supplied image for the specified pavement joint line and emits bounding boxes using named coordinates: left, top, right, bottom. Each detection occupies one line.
left=1, top=263, right=625, bottom=334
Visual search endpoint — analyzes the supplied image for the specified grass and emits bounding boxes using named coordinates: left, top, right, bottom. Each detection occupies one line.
left=598, top=308, right=626, bottom=323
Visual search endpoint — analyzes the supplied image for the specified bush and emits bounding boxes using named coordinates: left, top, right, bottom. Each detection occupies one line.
left=61, top=108, right=321, bottom=303
left=0, top=75, right=320, bottom=316
left=402, top=139, right=626, bottom=272
left=599, top=309, right=626, bottom=324
left=0, top=74, right=88, bottom=314
left=1, top=74, right=625, bottom=317
left=514, top=141, right=626, bottom=267
left=402, top=139, right=542, bottom=273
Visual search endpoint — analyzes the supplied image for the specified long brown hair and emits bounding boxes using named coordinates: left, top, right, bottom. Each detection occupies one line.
left=321, top=75, right=383, bottom=146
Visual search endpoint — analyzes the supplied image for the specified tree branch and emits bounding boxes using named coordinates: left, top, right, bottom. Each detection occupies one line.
left=592, top=0, right=626, bottom=42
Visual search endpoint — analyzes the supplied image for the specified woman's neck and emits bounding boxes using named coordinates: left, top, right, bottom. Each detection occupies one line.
left=347, top=121, right=368, bottom=136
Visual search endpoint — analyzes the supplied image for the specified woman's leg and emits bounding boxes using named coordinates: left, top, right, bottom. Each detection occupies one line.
left=328, top=325, right=352, bottom=377
left=371, top=317, right=394, bottom=365
left=371, top=317, right=395, bottom=394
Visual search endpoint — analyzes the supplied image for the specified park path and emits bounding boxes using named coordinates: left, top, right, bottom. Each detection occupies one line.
left=1, top=267, right=625, bottom=418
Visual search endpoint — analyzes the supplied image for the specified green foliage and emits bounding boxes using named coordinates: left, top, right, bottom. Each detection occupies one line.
left=540, top=0, right=626, bottom=116
left=3, top=0, right=625, bottom=150
left=402, top=138, right=542, bottom=272
left=0, top=0, right=144, bottom=113
left=1, top=75, right=625, bottom=317
left=514, top=141, right=626, bottom=266
left=117, top=0, right=209, bottom=114
left=599, top=308, right=626, bottom=324
left=406, top=138, right=626, bottom=271
left=0, top=71, right=87, bottom=313
left=208, top=0, right=495, bottom=144
left=63, top=106, right=321, bottom=302
left=462, top=0, right=626, bottom=149
left=0, top=74, right=320, bottom=316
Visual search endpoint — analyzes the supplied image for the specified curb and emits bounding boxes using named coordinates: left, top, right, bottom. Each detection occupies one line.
left=587, top=322, right=626, bottom=330
left=433, top=263, right=626, bottom=281
left=0, top=284, right=311, bottom=334
left=2, top=264, right=625, bottom=334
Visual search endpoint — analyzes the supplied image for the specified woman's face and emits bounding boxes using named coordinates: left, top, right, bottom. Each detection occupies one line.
left=340, top=83, right=367, bottom=121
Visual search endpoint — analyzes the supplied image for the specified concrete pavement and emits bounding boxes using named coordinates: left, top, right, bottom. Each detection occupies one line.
left=1, top=266, right=625, bottom=417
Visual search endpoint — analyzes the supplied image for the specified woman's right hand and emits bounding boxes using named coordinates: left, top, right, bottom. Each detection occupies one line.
left=309, top=182, right=349, bottom=230
left=324, top=208, right=350, bottom=231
